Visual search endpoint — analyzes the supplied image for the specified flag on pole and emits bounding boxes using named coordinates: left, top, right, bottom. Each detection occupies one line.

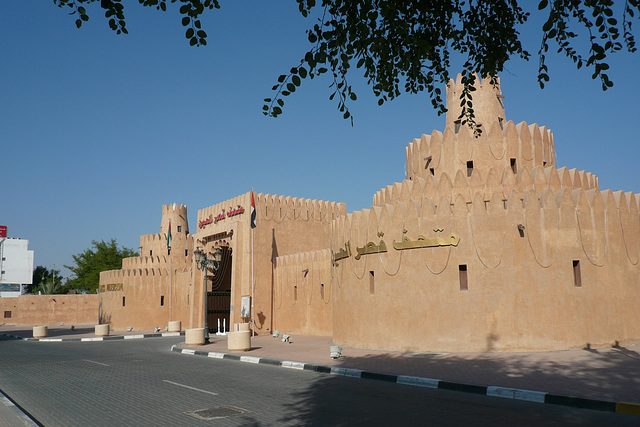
left=167, top=220, right=172, bottom=248
left=250, top=191, right=257, bottom=229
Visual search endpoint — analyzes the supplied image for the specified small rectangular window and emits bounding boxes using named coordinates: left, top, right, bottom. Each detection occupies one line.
left=150, top=250, right=153, bottom=256
left=320, top=283, right=325, bottom=299
left=177, top=226, right=182, bottom=232
left=160, top=296, right=165, bottom=306
left=185, top=249, right=188, bottom=256
left=466, top=161, right=474, bottom=177
left=122, top=297, right=126, bottom=307
left=573, top=260, right=582, bottom=287
left=4, top=311, right=11, bottom=319
left=510, top=158, right=517, bottom=174
left=369, top=271, right=375, bottom=294
left=429, top=167, right=435, bottom=176
left=294, top=286, right=298, bottom=302
left=459, top=265, right=468, bottom=291
left=454, top=120, right=461, bottom=134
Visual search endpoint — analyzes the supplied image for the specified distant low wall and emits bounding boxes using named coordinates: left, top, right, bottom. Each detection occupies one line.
left=0, top=294, right=99, bottom=325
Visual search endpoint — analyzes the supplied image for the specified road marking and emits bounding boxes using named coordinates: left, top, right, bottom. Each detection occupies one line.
left=163, top=380, right=218, bottom=396
left=83, top=359, right=109, bottom=367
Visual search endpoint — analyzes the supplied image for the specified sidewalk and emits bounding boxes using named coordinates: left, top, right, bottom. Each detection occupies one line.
left=178, top=333, right=640, bottom=411
left=3, top=325, right=640, bottom=416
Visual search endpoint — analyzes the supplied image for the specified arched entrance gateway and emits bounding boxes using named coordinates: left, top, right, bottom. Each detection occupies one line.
left=206, top=245, right=232, bottom=334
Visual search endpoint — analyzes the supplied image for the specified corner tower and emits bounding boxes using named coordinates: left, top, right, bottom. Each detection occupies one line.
left=161, top=203, right=189, bottom=236
left=445, top=74, right=505, bottom=132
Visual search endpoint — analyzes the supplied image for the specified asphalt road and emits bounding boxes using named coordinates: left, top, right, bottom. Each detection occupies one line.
left=0, top=336, right=637, bottom=426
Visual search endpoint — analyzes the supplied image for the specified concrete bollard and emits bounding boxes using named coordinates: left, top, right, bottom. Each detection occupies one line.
left=168, top=320, right=182, bottom=333
left=185, top=328, right=205, bottom=345
left=95, top=324, right=110, bottom=337
left=33, top=326, right=48, bottom=338
left=227, top=330, right=251, bottom=351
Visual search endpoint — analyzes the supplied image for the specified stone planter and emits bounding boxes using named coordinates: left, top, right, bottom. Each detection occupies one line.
left=227, top=331, right=251, bottom=351
left=95, top=324, right=110, bottom=337
left=33, top=326, right=48, bottom=338
left=185, top=328, right=205, bottom=345
left=168, top=320, right=182, bottom=332
left=234, top=323, right=250, bottom=332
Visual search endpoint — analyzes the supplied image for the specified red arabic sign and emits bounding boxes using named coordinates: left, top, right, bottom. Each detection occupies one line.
left=199, top=206, right=245, bottom=228
left=0, top=226, right=6, bottom=238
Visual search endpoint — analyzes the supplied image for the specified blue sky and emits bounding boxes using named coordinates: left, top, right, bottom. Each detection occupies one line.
left=2, top=2, right=639, bottom=279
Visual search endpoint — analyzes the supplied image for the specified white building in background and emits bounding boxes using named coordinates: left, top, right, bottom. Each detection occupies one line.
left=0, top=238, right=34, bottom=297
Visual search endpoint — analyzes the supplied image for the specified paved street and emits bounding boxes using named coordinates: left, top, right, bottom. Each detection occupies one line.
left=0, top=336, right=637, bottom=426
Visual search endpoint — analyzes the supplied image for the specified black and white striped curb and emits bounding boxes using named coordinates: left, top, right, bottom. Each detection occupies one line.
left=0, top=332, right=184, bottom=342
left=171, top=345, right=640, bottom=417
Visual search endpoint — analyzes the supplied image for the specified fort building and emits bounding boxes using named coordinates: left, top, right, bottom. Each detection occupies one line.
left=99, top=75, right=640, bottom=352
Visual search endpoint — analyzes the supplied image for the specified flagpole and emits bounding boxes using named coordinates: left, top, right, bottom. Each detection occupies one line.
left=168, top=220, right=172, bottom=323
left=251, top=189, right=255, bottom=337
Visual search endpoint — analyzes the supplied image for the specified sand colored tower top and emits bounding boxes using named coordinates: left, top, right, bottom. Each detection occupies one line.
left=446, top=74, right=505, bottom=132
left=160, top=203, right=189, bottom=236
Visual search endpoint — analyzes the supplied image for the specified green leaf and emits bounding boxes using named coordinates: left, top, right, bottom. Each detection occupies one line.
left=182, top=17, right=190, bottom=26
left=292, top=75, right=301, bottom=86
left=299, top=67, right=307, bottom=78
left=186, top=28, right=194, bottom=39
left=75, top=19, right=82, bottom=29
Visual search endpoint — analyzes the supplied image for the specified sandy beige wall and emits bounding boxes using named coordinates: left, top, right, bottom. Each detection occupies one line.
left=99, top=267, right=194, bottom=331
left=332, top=187, right=640, bottom=352
left=272, top=249, right=333, bottom=336
left=247, top=194, right=345, bottom=335
left=0, top=294, right=99, bottom=325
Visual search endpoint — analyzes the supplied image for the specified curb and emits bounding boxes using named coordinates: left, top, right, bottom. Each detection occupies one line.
left=0, top=332, right=184, bottom=342
left=170, top=345, right=640, bottom=418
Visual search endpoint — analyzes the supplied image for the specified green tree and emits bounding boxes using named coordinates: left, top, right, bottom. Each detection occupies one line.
left=64, top=239, right=138, bottom=293
left=31, top=266, right=64, bottom=294
left=53, top=1, right=639, bottom=129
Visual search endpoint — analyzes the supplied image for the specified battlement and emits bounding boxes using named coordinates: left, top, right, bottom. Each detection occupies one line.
left=256, top=193, right=347, bottom=224
left=376, top=165, right=598, bottom=207
left=446, top=74, right=505, bottom=131
left=334, top=187, right=640, bottom=271
left=161, top=203, right=189, bottom=235
left=406, top=119, right=556, bottom=183
left=99, top=265, right=191, bottom=283
left=275, top=248, right=331, bottom=269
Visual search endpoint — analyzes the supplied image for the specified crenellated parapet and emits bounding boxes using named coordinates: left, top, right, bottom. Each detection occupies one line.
left=256, top=193, right=347, bottom=225
left=376, top=165, right=598, bottom=207
left=406, top=119, right=558, bottom=183
left=337, top=186, right=640, bottom=274
left=446, top=74, right=506, bottom=132
left=137, top=232, right=194, bottom=265
left=160, top=203, right=189, bottom=236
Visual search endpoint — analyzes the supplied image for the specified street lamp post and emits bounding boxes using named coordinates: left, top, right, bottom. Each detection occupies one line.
left=193, top=247, right=223, bottom=342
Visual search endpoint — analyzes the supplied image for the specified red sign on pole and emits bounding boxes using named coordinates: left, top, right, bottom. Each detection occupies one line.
left=0, top=226, right=6, bottom=238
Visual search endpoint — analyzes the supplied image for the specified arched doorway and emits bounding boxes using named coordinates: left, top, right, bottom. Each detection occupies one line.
left=207, top=246, right=232, bottom=334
